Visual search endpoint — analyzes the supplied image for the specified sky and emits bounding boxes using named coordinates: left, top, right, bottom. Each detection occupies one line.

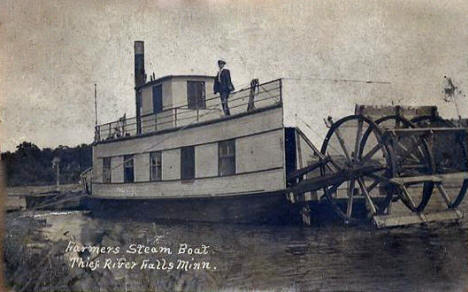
left=1, top=0, right=468, bottom=151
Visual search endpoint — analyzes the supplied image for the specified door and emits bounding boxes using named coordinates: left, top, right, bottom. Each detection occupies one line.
left=152, top=85, right=163, bottom=114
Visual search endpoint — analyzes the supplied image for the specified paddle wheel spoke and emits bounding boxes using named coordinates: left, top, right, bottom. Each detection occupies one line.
left=365, top=177, right=380, bottom=193
left=396, top=137, right=426, bottom=166
left=393, top=140, right=421, bottom=163
left=354, top=119, right=363, bottom=161
left=361, top=144, right=383, bottom=165
left=437, top=184, right=453, bottom=206
left=334, top=127, right=352, bottom=163
left=400, top=185, right=417, bottom=210
left=346, top=179, right=356, bottom=218
left=357, top=177, right=377, bottom=215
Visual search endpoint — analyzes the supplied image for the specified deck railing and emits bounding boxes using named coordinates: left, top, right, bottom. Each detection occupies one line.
left=95, top=79, right=282, bottom=142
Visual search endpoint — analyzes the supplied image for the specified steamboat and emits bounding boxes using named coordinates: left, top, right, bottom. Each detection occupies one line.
left=83, top=41, right=468, bottom=227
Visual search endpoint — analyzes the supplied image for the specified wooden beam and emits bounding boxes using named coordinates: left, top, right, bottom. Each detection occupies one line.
left=372, top=209, right=463, bottom=228
left=386, top=127, right=467, bottom=136
left=390, top=175, right=443, bottom=185
left=287, top=157, right=330, bottom=180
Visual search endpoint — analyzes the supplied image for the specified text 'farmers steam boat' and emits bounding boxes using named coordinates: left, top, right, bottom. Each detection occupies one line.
left=82, top=41, right=468, bottom=228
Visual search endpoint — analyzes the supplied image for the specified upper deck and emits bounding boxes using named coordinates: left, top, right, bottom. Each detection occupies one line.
left=94, top=78, right=282, bottom=143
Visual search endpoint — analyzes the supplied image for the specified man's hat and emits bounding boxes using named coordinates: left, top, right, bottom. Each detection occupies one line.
left=218, top=58, right=226, bottom=65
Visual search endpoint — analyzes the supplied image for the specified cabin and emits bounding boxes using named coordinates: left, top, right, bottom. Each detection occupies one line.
left=90, top=41, right=316, bottom=203
left=92, top=78, right=292, bottom=199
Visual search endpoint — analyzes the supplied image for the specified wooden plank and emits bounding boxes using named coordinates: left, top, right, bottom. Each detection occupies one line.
left=390, top=175, right=443, bottom=185
left=372, top=209, right=463, bottom=228
left=390, top=172, right=468, bottom=185
left=6, top=184, right=81, bottom=196
left=290, top=172, right=346, bottom=194
left=289, top=165, right=382, bottom=194
left=386, top=127, right=467, bottom=135
left=287, top=157, right=329, bottom=180
left=437, top=172, right=468, bottom=180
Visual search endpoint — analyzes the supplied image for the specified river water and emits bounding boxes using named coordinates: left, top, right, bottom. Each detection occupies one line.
left=6, top=208, right=465, bottom=292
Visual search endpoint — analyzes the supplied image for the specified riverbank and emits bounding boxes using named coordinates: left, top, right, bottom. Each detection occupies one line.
left=5, top=184, right=83, bottom=212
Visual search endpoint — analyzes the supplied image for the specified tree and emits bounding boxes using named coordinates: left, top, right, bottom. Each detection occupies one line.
left=2, top=142, right=92, bottom=186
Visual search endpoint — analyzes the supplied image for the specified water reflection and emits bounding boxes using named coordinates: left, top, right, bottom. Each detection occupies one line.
left=37, top=213, right=468, bottom=291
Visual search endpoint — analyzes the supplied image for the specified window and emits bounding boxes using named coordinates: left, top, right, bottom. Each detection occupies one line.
left=153, top=85, right=163, bottom=114
left=219, top=140, right=236, bottom=176
left=181, top=146, right=195, bottom=180
left=150, top=151, right=162, bottom=181
left=103, top=157, right=111, bottom=183
left=124, top=155, right=134, bottom=183
left=187, top=81, right=206, bottom=109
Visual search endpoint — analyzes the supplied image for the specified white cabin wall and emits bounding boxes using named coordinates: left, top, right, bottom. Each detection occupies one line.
left=162, top=149, right=180, bottom=180
left=141, top=85, right=157, bottom=134
left=94, top=107, right=283, bottom=157
left=162, top=81, right=173, bottom=109
left=236, top=130, right=284, bottom=173
left=156, top=109, right=175, bottom=130
left=171, top=76, right=215, bottom=108
left=171, top=79, right=186, bottom=107
left=93, top=169, right=284, bottom=199
left=140, top=80, right=173, bottom=116
left=141, top=86, right=154, bottom=115
left=111, top=156, right=124, bottom=183
left=92, top=106, right=286, bottom=198
left=195, top=143, right=218, bottom=177
left=93, top=150, right=103, bottom=183
left=134, top=153, right=149, bottom=182
left=205, top=80, right=214, bottom=101
left=141, top=115, right=156, bottom=134
left=139, top=77, right=216, bottom=132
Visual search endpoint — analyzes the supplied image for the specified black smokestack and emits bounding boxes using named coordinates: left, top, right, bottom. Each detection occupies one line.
left=134, top=41, right=146, bottom=87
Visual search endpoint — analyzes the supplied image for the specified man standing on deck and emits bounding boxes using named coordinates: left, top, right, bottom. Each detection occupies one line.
left=214, top=59, right=235, bottom=116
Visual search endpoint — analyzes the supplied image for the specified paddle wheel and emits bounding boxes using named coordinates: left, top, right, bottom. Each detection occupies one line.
left=287, top=112, right=468, bottom=228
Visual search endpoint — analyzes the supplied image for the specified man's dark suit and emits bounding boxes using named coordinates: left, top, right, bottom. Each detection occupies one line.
left=214, top=69, right=235, bottom=115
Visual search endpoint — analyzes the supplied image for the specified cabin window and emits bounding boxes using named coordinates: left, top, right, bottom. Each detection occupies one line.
left=103, top=157, right=112, bottom=183
left=187, top=81, right=206, bottom=109
left=219, top=140, right=236, bottom=176
left=153, top=85, right=163, bottom=114
left=124, top=155, right=134, bottom=183
left=180, top=146, right=195, bottom=180
left=150, top=151, right=162, bottom=181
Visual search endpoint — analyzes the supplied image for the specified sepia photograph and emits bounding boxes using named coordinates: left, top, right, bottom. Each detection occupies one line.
left=1, top=0, right=468, bottom=291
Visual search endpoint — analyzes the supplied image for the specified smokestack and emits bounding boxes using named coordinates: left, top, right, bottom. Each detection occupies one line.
left=134, top=41, right=146, bottom=87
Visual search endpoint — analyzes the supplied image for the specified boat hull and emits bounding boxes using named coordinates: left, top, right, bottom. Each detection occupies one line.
left=86, top=192, right=301, bottom=224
